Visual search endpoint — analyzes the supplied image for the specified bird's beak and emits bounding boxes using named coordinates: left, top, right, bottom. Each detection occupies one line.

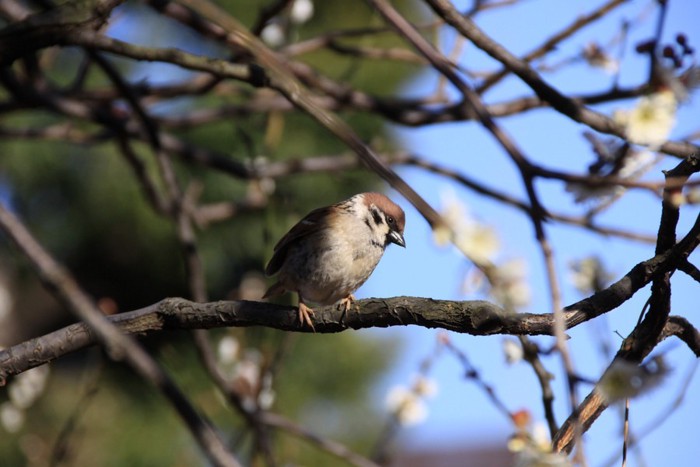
left=388, top=230, right=406, bottom=248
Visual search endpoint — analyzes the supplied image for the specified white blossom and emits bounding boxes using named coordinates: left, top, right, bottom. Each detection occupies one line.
left=234, top=350, right=262, bottom=390
left=8, top=365, right=50, bottom=410
left=217, top=336, right=240, bottom=366
left=490, top=259, right=531, bottom=309
left=261, top=23, right=285, bottom=47
left=566, top=149, right=657, bottom=203
left=232, top=350, right=264, bottom=412
left=220, top=348, right=275, bottom=412
left=617, top=150, right=656, bottom=179
left=0, top=402, right=24, bottom=433
left=290, top=0, right=314, bottom=24
left=509, top=416, right=572, bottom=467
left=568, top=256, right=612, bottom=295
left=531, top=422, right=551, bottom=450
left=460, top=267, right=486, bottom=296
left=434, top=190, right=499, bottom=264
left=385, top=385, right=428, bottom=426
left=614, top=90, right=677, bottom=149
left=458, top=223, right=500, bottom=264
left=258, top=373, right=276, bottom=410
left=503, top=338, right=524, bottom=365
left=658, top=65, right=700, bottom=103
left=258, top=388, right=276, bottom=410
left=413, top=376, right=438, bottom=398
left=512, top=447, right=572, bottom=467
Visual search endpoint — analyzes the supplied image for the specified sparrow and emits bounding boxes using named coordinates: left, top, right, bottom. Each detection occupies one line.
left=263, top=192, right=406, bottom=329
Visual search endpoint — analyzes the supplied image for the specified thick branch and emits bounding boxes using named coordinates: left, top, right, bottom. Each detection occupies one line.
left=0, top=0, right=124, bottom=64
left=553, top=159, right=700, bottom=454
left=0, top=298, right=505, bottom=381
left=3, top=207, right=699, bottom=381
left=662, top=316, right=700, bottom=357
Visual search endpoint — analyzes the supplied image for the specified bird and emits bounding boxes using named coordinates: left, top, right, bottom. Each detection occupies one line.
left=263, top=192, right=406, bottom=329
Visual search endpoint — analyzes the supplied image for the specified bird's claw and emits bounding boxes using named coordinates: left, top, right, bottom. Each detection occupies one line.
left=338, top=294, right=356, bottom=324
left=298, top=301, right=316, bottom=331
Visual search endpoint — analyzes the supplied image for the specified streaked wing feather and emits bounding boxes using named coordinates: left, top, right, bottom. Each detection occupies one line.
left=264, top=206, right=332, bottom=276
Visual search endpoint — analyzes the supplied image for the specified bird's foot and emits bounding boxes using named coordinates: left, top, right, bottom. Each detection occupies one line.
left=298, top=301, right=316, bottom=331
left=338, top=294, right=356, bottom=324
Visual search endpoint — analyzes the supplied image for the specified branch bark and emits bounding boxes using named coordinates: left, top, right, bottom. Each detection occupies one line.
left=552, top=159, right=700, bottom=453
left=3, top=205, right=699, bottom=381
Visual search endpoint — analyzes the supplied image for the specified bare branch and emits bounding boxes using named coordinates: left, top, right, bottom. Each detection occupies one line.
left=477, top=0, right=628, bottom=93
left=0, top=0, right=124, bottom=64
left=662, top=316, right=700, bottom=357
left=0, top=203, right=241, bottom=467
left=679, top=260, right=700, bottom=283
left=424, top=0, right=700, bottom=160
left=554, top=201, right=700, bottom=454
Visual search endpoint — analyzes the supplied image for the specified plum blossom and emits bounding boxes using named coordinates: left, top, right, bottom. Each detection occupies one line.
left=433, top=190, right=499, bottom=264
left=568, top=256, right=613, bottom=295
left=566, top=149, right=657, bottom=203
left=413, top=376, right=438, bottom=398
left=0, top=402, right=24, bottom=433
left=217, top=336, right=240, bottom=365
left=509, top=409, right=572, bottom=467
left=1, top=365, right=50, bottom=434
left=385, top=376, right=437, bottom=426
left=290, top=0, right=314, bottom=24
left=261, top=23, right=285, bottom=47
left=217, top=339, right=276, bottom=411
left=385, top=386, right=428, bottom=426
left=614, top=90, right=677, bottom=149
left=8, top=365, right=50, bottom=410
left=503, top=338, right=524, bottom=365
left=490, top=259, right=531, bottom=309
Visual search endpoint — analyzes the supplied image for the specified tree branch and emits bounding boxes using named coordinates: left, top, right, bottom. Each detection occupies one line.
left=0, top=0, right=124, bottom=64
left=1, top=210, right=697, bottom=384
left=424, top=0, right=700, bottom=160
left=553, top=158, right=700, bottom=454
left=0, top=203, right=241, bottom=467
left=662, top=316, right=700, bottom=357
left=3, top=206, right=699, bottom=381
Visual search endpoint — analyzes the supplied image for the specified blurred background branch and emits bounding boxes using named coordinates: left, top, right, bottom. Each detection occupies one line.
left=1, top=0, right=699, bottom=465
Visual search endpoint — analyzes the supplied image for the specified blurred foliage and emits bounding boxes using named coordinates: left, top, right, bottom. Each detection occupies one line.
left=0, top=329, right=399, bottom=466
left=0, top=0, right=422, bottom=465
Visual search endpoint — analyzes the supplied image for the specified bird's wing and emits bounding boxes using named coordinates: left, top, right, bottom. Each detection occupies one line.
left=264, top=206, right=332, bottom=276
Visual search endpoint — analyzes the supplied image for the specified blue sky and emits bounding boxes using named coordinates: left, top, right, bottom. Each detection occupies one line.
left=359, top=0, right=700, bottom=465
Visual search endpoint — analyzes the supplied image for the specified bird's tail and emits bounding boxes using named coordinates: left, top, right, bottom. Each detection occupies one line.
left=262, top=281, right=287, bottom=299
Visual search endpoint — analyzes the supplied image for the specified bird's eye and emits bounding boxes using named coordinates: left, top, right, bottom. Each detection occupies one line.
left=386, top=215, right=395, bottom=226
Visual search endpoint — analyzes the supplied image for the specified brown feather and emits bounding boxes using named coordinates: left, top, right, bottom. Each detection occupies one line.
left=362, top=192, right=405, bottom=234
left=262, top=280, right=286, bottom=298
left=264, top=205, right=334, bottom=276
